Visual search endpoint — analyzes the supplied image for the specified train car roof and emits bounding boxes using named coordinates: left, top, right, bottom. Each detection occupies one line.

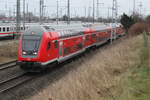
left=91, top=24, right=110, bottom=31
left=0, top=23, right=14, bottom=27
left=23, top=26, right=46, bottom=36
left=43, top=24, right=86, bottom=38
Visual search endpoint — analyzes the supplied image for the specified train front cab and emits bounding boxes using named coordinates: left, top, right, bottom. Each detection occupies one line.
left=17, top=26, right=59, bottom=72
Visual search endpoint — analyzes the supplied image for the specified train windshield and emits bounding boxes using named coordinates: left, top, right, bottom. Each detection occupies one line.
left=22, top=26, right=44, bottom=56
left=22, top=35, right=41, bottom=52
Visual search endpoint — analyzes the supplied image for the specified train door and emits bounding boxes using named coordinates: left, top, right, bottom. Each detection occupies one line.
left=59, top=41, right=63, bottom=58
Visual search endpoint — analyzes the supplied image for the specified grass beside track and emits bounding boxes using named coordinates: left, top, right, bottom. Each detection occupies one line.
left=29, top=35, right=144, bottom=100
left=0, top=40, right=18, bottom=63
left=118, top=34, right=150, bottom=100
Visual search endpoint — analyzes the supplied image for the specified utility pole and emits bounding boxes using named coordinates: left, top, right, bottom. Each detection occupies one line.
left=96, top=0, right=104, bottom=21
left=88, top=6, right=91, bottom=18
left=84, top=7, right=87, bottom=18
left=112, top=0, right=118, bottom=23
left=133, top=0, right=136, bottom=15
left=40, top=0, right=44, bottom=24
left=138, top=2, right=143, bottom=16
left=16, top=0, right=21, bottom=37
left=67, top=0, right=70, bottom=24
left=42, top=1, right=45, bottom=22
left=40, top=0, right=42, bottom=24
left=97, top=0, right=99, bottom=18
left=9, top=7, right=12, bottom=17
left=43, top=5, right=46, bottom=22
left=56, top=0, right=59, bottom=25
left=23, top=0, right=25, bottom=28
left=9, top=7, right=11, bottom=23
left=26, top=3, right=28, bottom=22
left=107, top=7, right=111, bottom=19
left=5, top=2, right=8, bottom=17
left=93, top=0, right=95, bottom=23
left=111, top=0, right=118, bottom=44
left=9, top=8, right=11, bottom=17
left=13, top=5, right=16, bottom=20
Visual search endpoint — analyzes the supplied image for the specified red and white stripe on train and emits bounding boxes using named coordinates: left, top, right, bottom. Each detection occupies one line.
left=0, top=25, right=28, bottom=38
left=17, top=24, right=125, bottom=72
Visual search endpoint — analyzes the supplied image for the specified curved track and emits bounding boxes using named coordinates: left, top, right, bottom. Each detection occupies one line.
left=0, top=60, right=17, bottom=71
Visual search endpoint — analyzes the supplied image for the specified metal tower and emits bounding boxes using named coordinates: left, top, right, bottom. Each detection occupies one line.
left=112, top=0, right=118, bottom=24
left=96, top=0, right=104, bottom=20
left=111, top=0, right=118, bottom=43
left=138, top=2, right=143, bottom=16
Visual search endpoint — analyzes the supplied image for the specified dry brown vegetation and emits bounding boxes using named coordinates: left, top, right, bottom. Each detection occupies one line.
left=29, top=35, right=143, bottom=100
left=0, top=40, right=18, bottom=63
left=128, top=22, right=149, bottom=36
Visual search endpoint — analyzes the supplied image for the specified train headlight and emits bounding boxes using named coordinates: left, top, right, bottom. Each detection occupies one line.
left=23, top=52, right=27, bottom=55
left=33, top=52, right=37, bottom=55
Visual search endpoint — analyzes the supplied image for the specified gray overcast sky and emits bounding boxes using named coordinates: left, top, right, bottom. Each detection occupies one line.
left=0, top=0, right=149, bottom=18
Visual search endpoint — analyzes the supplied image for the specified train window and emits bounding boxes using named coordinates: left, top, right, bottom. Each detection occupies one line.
left=73, top=45, right=78, bottom=51
left=10, top=27, right=12, bottom=31
left=3, top=27, right=5, bottom=32
left=92, top=34, right=96, bottom=38
left=64, top=47, right=70, bottom=55
left=7, top=27, right=9, bottom=32
left=86, top=35, right=90, bottom=41
left=0, top=28, right=1, bottom=32
left=21, top=27, right=23, bottom=30
left=54, top=40, right=58, bottom=48
left=59, top=31, right=63, bottom=38
left=77, top=43, right=83, bottom=50
left=14, top=27, right=16, bottom=31
left=47, top=42, right=51, bottom=50
left=99, top=37, right=102, bottom=41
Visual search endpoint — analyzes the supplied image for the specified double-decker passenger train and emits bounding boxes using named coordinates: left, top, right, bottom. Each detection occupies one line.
left=0, top=24, right=30, bottom=38
left=17, top=24, right=125, bottom=72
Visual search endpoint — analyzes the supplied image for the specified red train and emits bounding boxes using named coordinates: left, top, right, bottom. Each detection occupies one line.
left=17, top=24, right=125, bottom=72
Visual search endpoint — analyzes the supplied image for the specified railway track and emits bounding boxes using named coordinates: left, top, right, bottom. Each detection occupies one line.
left=0, top=72, right=34, bottom=93
left=0, top=60, right=17, bottom=71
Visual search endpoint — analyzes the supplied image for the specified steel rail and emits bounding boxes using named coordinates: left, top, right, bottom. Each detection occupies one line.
left=0, top=72, right=34, bottom=93
left=0, top=60, right=17, bottom=70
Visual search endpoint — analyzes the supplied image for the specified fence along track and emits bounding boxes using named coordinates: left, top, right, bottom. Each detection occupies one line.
left=0, top=60, right=17, bottom=70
